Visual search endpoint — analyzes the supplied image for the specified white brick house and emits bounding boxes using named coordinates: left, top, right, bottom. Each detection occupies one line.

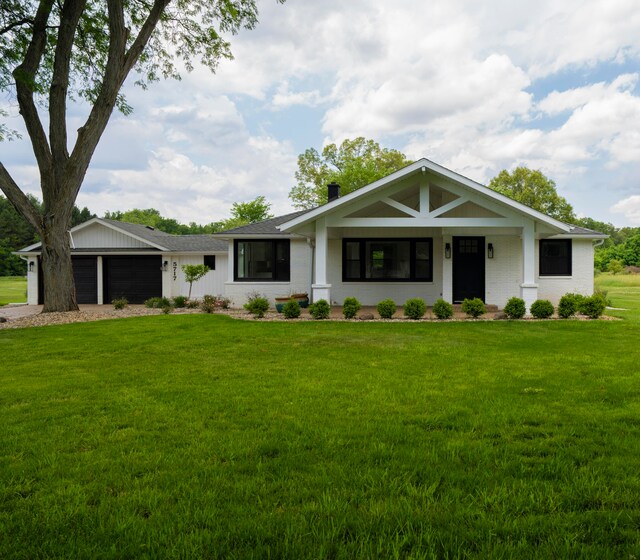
left=218, top=158, right=605, bottom=309
left=18, top=158, right=605, bottom=308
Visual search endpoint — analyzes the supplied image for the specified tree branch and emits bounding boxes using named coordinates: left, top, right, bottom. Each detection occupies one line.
left=12, top=0, right=54, bottom=183
left=49, top=0, right=86, bottom=171
left=67, top=0, right=170, bottom=198
left=0, top=17, right=34, bottom=35
left=0, top=163, right=43, bottom=234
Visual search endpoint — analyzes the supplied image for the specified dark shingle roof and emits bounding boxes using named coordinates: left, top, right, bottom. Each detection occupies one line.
left=216, top=209, right=312, bottom=235
left=566, top=224, right=607, bottom=236
left=99, top=219, right=227, bottom=251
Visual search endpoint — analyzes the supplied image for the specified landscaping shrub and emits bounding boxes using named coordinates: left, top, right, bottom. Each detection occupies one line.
left=282, top=299, right=301, bottom=319
left=144, top=296, right=171, bottom=309
left=462, top=298, right=486, bottom=318
left=558, top=293, right=583, bottom=318
left=214, top=295, right=231, bottom=309
left=580, top=294, right=607, bottom=319
left=342, top=297, right=361, bottom=319
left=504, top=297, right=526, bottom=319
left=161, top=304, right=173, bottom=314
left=530, top=299, right=554, bottom=319
left=404, top=298, right=426, bottom=320
left=433, top=298, right=453, bottom=320
left=593, top=288, right=612, bottom=307
left=112, top=297, right=128, bottom=310
left=376, top=299, right=396, bottom=319
left=186, top=298, right=200, bottom=309
left=244, top=293, right=270, bottom=318
left=309, top=299, right=331, bottom=320
left=200, top=295, right=217, bottom=314
left=172, top=295, right=188, bottom=308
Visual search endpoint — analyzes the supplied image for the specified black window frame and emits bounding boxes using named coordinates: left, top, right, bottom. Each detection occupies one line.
left=203, top=255, right=216, bottom=270
left=342, top=238, right=433, bottom=282
left=539, top=239, right=572, bottom=276
left=234, top=239, right=290, bottom=282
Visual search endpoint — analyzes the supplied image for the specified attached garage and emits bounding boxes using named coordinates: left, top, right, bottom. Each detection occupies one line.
left=38, top=256, right=98, bottom=305
left=103, top=255, right=162, bottom=304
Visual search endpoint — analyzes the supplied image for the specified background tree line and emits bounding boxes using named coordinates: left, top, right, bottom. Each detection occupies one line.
left=2, top=137, right=639, bottom=277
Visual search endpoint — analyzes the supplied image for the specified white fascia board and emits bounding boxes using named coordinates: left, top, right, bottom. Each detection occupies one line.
left=214, top=233, right=304, bottom=240
left=545, top=233, right=609, bottom=240
left=279, top=158, right=571, bottom=233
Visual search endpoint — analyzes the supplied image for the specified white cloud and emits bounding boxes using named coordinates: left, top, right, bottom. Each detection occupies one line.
left=611, top=195, right=640, bottom=224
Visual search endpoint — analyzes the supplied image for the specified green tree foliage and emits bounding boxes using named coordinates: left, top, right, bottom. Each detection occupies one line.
left=0, top=0, right=282, bottom=312
left=104, top=196, right=272, bottom=234
left=0, top=195, right=93, bottom=276
left=213, top=195, right=273, bottom=231
left=181, top=264, right=209, bottom=298
left=488, top=167, right=576, bottom=223
left=289, top=137, right=412, bottom=209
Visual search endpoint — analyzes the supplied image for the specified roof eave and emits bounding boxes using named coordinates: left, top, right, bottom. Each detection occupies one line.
left=279, top=157, right=572, bottom=233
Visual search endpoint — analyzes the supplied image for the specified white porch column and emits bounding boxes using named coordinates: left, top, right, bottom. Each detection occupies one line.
left=97, top=256, right=104, bottom=304
left=27, top=257, right=39, bottom=305
left=520, top=222, right=538, bottom=311
left=312, top=217, right=331, bottom=303
left=442, top=233, right=453, bottom=302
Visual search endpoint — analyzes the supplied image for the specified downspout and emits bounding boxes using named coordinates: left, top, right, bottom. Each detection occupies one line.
left=593, top=239, right=604, bottom=248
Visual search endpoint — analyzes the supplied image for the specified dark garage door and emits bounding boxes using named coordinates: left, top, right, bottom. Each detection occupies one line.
left=104, top=255, right=162, bottom=304
left=38, top=256, right=98, bottom=304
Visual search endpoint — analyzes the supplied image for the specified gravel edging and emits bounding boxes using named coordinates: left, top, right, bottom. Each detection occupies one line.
left=0, top=306, right=617, bottom=330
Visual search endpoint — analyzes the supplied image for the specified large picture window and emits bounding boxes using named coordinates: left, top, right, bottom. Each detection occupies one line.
left=234, top=240, right=290, bottom=281
left=343, top=238, right=433, bottom=282
left=539, top=239, right=572, bottom=276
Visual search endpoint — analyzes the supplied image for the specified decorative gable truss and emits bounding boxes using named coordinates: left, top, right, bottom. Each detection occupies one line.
left=325, top=175, right=525, bottom=229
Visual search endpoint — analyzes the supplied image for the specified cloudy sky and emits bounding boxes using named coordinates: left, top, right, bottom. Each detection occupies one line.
left=2, top=0, right=640, bottom=226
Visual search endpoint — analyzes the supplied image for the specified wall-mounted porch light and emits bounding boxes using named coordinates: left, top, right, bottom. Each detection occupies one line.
left=161, top=260, right=169, bottom=272
left=29, top=261, right=35, bottom=272
left=445, top=243, right=451, bottom=259
left=487, top=243, right=494, bottom=259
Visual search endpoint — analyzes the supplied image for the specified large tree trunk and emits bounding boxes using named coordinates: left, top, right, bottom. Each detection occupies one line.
left=40, top=217, right=78, bottom=312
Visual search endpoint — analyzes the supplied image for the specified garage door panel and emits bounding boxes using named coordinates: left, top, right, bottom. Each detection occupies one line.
left=104, top=256, right=162, bottom=304
left=72, top=256, right=98, bottom=304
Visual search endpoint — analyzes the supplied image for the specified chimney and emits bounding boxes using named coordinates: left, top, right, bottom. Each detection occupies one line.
left=327, top=182, right=341, bottom=203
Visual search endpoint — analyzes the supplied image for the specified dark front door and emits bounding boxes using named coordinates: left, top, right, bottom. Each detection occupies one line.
left=37, top=256, right=98, bottom=304
left=452, top=236, right=485, bottom=303
left=104, top=255, right=162, bottom=304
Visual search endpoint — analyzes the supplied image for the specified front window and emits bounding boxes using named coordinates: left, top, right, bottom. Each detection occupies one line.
left=539, top=239, right=572, bottom=276
left=343, top=238, right=432, bottom=282
left=234, top=240, right=290, bottom=281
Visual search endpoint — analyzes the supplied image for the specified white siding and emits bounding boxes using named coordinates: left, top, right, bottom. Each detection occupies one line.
left=72, top=223, right=153, bottom=249
left=485, top=236, right=522, bottom=307
left=537, top=239, right=594, bottom=303
left=224, top=239, right=312, bottom=307
left=166, top=254, right=228, bottom=299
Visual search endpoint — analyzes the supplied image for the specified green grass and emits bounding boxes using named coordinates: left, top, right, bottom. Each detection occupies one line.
left=1, top=281, right=640, bottom=558
left=0, top=276, right=27, bottom=306
left=596, top=271, right=640, bottom=322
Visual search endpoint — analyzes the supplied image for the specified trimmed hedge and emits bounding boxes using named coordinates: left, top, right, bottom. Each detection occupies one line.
left=504, top=297, right=526, bottom=319
left=342, top=297, right=361, bottom=319
left=376, top=299, right=396, bottom=319
left=462, top=298, right=485, bottom=318
left=404, top=298, right=426, bottom=320
left=432, top=298, right=453, bottom=320
left=530, top=299, right=554, bottom=319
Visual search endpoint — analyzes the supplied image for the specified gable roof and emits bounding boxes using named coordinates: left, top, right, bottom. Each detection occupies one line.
left=278, top=158, right=575, bottom=233
left=17, top=217, right=227, bottom=253
left=215, top=210, right=311, bottom=237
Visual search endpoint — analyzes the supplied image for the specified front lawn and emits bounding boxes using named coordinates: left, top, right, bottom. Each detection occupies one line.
left=0, top=276, right=27, bottom=306
left=1, top=309, right=640, bottom=558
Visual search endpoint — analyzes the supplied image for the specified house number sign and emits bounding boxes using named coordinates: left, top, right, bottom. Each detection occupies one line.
left=173, top=261, right=177, bottom=281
